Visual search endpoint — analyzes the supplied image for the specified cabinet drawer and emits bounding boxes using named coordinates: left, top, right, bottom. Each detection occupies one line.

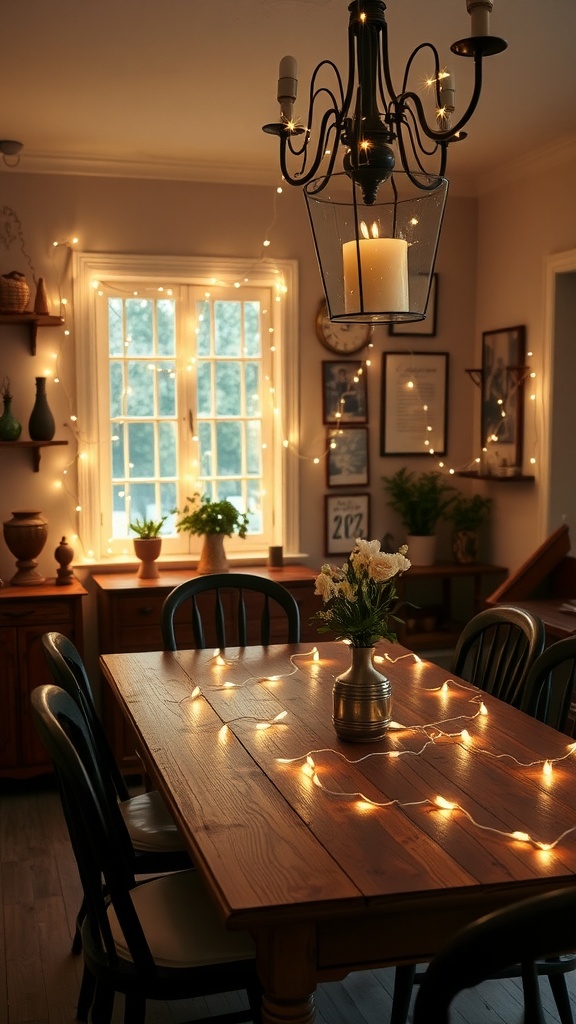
left=0, top=598, right=75, bottom=628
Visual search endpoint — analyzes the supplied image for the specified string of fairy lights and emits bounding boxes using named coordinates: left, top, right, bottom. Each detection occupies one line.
left=168, top=644, right=576, bottom=854
left=25, top=155, right=539, bottom=560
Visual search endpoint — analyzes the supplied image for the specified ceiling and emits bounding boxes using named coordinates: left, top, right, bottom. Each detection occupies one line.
left=1, top=0, right=574, bottom=197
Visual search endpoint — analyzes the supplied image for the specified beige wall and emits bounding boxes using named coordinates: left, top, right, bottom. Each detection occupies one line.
left=0, top=172, right=479, bottom=587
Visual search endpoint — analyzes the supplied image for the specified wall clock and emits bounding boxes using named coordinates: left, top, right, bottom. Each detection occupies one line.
left=315, top=301, right=373, bottom=354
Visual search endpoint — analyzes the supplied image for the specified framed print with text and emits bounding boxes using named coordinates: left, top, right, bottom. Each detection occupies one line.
left=481, top=325, right=526, bottom=469
left=381, top=351, right=448, bottom=455
left=327, top=426, right=369, bottom=487
left=322, top=360, right=368, bottom=425
left=325, top=494, right=370, bottom=554
left=389, top=274, right=438, bottom=337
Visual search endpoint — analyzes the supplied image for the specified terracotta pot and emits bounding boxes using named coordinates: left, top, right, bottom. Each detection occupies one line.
left=332, top=646, right=392, bottom=742
left=133, top=538, right=162, bottom=579
left=197, top=533, right=229, bottom=574
left=3, top=510, right=48, bottom=586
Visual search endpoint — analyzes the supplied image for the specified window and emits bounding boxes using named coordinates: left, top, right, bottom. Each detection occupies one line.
left=74, top=254, right=299, bottom=561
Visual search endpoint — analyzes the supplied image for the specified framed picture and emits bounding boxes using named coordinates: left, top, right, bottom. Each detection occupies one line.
left=389, top=274, right=438, bottom=337
left=322, top=360, right=368, bottom=425
left=481, top=325, right=526, bottom=469
left=325, top=494, right=370, bottom=554
left=326, top=426, right=369, bottom=487
left=380, top=351, right=448, bottom=455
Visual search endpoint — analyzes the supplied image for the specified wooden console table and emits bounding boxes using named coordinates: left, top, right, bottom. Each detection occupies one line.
left=0, top=578, right=87, bottom=777
left=93, top=566, right=321, bottom=773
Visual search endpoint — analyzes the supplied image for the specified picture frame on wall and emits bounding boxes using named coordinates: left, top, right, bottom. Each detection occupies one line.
left=325, top=493, right=370, bottom=554
left=322, top=360, right=368, bottom=425
left=389, top=274, right=438, bottom=337
left=481, top=325, right=526, bottom=470
left=326, top=426, right=369, bottom=487
left=380, top=351, right=448, bottom=455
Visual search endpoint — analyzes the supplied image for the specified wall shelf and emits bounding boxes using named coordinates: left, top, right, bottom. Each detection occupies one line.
left=456, top=471, right=535, bottom=482
left=0, top=439, right=68, bottom=471
left=0, top=312, right=64, bottom=355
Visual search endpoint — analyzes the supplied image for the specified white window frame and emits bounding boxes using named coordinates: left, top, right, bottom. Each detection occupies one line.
left=73, top=252, right=300, bottom=563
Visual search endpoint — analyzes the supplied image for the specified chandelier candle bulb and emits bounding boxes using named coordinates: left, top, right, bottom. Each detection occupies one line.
left=467, top=0, right=493, bottom=36
left=343, top=235, right=408, bottom=315
left=278, top=56, right=298, bottom=120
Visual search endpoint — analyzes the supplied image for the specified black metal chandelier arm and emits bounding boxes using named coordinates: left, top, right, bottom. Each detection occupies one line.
left=395, top=100, right=442, bottom=158
left=397, top=54, right=484, bottom=145
left=400, top=42, right=442, bottom=103
left=279, top=109, right=343, bottom=188
left=395, top=118, right=448, bottom=189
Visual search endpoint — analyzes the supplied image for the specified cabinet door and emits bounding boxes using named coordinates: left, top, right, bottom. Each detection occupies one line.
left=18, top=625, right=58, bottom=769
left=0, top=628, right=20, bottom=767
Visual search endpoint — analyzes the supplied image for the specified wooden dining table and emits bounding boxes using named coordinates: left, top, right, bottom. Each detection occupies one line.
left=100, top=641, right=576, bottom=1024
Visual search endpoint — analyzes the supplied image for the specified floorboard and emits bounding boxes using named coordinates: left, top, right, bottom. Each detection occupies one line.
left=1, top=776, right=574, bottom=1024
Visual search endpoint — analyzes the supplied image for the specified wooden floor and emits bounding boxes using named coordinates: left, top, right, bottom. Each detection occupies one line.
left=1, top=776, right=574, bottom=1024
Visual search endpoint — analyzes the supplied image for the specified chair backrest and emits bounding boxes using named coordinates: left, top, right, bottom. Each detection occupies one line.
left=31, top=684, right=158, bottom=973
left=413, top=886, right=576, bottom=1024
left=520, top=635, right=576, bottom=733
left=161, top=572, right=301, bottom=651
left=41, top=631, right=129, bottom=801
left=451, top=605, right=546, bottom=706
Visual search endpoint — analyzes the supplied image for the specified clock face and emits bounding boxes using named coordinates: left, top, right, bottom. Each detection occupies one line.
left=315, top=302, right=373, bottom=354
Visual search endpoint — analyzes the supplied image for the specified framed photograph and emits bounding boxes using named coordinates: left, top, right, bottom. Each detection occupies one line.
left=389, top=274, right=438, bottom=337
left=322, top=360, right=368, bottom=425
left=380, top=351, right=448, bottom=455
left=481, top=325, right=526, bottom=468
left=325, top=494, right=370, bottom=554
left=326, top=427, right=369, bottom=487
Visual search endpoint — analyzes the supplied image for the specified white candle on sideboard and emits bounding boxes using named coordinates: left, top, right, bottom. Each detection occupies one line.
left=343, top=234, right=409, bottom=313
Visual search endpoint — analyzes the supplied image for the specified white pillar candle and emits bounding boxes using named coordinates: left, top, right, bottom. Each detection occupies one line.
left=343, top=237, right=409, bottom=314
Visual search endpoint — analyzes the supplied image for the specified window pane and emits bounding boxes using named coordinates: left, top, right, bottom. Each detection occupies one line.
left=245, top=362, right=260, bottom=416
left=128, top=422, right=155, bottom=477
left=158, top=364, right=176, bottom=416
left=246, top=420, right=261, bottom=475
left=198, top=421, right=213, bottom=477
left=196, top=300, right=211, bottom=356
left=158, top=421, right=177, bottom=477
left=127, top=362, right=154, bottom=417
left=126, top=299, right=153, bottom=355
left=248, top=481, right=263, bottom=532
left=244, top=302, right=261, bottom=356
left=111, top=427, right=125, bottom=478
left=215, top=362, right=240, bottom=416
left=129, top=482, right=158, bottom=523
left=110, top=361, right=124, bottom=418
left=197, top=362, right=212, bottom=415
left=157, top=299, right=176, bottom=355
left=216, top=422, right=242, bottom=476
left=215, top=301, right=241, bottom=356
left=108, top=299, right=124, bottom=355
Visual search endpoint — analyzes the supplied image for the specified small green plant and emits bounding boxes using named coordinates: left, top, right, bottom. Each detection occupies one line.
left=129, top=516, right=167, bottom=539
left=382, top=468, right=456, bottom=536
left=174, top=493, right=249, bottom=538
left=447, top=494, right=492, bottom=532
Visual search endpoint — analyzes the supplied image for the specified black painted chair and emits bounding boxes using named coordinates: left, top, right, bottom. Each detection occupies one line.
left=520, top=634, right=576, bottom=734
left=161, top=572, right=301, bottom=650
left=413, top=887, right=576, bottom=1024
left=31, top=684, right=261, bottom=1024
left=392, top=603, right=548, bottom=1024
left=42, top=632, right=190, bottom=953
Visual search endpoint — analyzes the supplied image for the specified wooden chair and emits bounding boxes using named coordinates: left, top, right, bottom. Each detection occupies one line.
left=161, top=572, right=301, bottom=651
left=413, top=887, right=576, bottom=1024
left=42, top=632, right=191, bottom=953
left=520, top=635, right=576, bottom=734
left=392, top=603, right=547, bottom=1024
left=31, top=684, right=261, bottom=1024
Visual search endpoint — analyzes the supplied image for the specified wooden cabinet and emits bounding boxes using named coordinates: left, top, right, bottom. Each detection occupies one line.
left=93, top=567, right=321, bottom=772
left=0, top=580, right=87, bottom=777
left=395, top=561, right=508, bottom=651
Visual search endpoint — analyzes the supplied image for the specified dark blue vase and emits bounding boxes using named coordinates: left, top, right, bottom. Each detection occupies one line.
left=28, top=376, right=55, bottom=441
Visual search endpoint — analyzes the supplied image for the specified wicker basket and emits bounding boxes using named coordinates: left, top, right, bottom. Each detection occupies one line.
left=0, top=272, right=30, bottom=313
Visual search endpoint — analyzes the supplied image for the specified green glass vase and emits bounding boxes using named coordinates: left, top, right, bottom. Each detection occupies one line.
left=0, top=396, right=22, bottom=441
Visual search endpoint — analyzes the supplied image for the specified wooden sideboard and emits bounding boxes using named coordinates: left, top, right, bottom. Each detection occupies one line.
left=0, top=578, right=87, bottom=777
left=93, top=566, right=321, bottom=773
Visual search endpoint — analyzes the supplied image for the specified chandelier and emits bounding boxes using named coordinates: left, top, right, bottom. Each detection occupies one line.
left=263, top=0, right=507, bottom=324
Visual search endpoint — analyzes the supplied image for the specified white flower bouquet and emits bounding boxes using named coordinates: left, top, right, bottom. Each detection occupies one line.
left=313, top=538, right=411, bottom=648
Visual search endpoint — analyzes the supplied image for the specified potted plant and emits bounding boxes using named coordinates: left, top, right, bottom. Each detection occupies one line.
left=174, top=493, right=249, bottom=574
left=129, top=515, right=167, bottom=579
left=447, top=493, right=492, bottom=564
left=382, top=468, right=456, bottom=565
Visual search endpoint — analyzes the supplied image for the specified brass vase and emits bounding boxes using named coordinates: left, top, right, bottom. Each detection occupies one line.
left=3, top=510, right=48, bottom=586
left=332, top=646, right=392, bottom=742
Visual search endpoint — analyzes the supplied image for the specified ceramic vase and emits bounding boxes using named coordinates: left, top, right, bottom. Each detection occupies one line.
left=332, top=646, right=392, bottom=742
left=133, top=538, right=162, bottom=579
left=452, top=529, right=479, bottom=564
left=3, top=510, right=48, bottom=586
left=0, top=395, right=22, bottom=441
left=33, top=277, right=50, bottom=315
left=406, top=534, right=436, bottom=567
left=197, top=533, right=229, bottom=574
left=28, top=377, right=55, bottom=441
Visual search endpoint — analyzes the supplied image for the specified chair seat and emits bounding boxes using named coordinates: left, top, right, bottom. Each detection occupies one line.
left=108, top=869, right=255, bottom=969
left=120, top=790, right=187, bottom=853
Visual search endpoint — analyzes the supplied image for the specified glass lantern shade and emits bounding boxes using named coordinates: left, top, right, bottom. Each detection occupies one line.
left=304, top=171, right=449, bottom=324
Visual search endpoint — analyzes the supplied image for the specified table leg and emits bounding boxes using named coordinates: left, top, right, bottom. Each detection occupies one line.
left=256, top=924, right=318, bottom=1024
left=261, top=992, right=316, bottom=1024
